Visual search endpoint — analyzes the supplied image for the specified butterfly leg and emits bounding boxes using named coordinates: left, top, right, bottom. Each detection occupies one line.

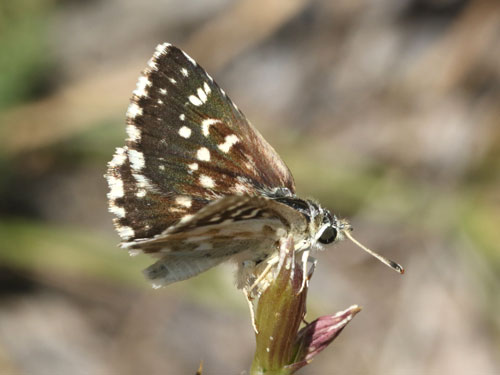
left=299, top=255, right=316, bottom=323
left=306, top=255, right=317, bottom=280
left=298, top=249, right=311, bottom=294
left=305, top=254, right=317, bottom=291
left=248, top=256, right=280, bottom=292
left=243, top=289, right=259, bottom=334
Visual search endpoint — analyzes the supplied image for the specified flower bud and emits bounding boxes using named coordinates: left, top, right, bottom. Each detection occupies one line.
left=287, top=305, right=361, bottom=372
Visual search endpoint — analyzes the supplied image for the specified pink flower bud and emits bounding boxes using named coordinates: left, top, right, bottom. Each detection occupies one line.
left=287, top=305, right=361, bottom=372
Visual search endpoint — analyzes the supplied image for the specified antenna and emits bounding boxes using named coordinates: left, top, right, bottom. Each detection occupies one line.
left=343, top=229, right=404, bottom=274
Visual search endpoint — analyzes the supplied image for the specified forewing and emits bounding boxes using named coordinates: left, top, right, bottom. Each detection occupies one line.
left=106, top=43, right=295, bottom=243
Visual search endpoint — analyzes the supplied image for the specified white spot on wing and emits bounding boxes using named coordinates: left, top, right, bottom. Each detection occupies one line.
left=126, top=103, right=142, bottom=118
left=179, top=113, right=186, bottom=121
left=132, top=173, right=154, bottom=190
left=128, top=149, right=145, bottom=170
left=182, top=51, right=197, bottom=65
left=147, top=58, right=157, bottom=70
left=109, top=204, right=125, bottom=218
left=199, top=174, right=215, bottom=188
left=107, top=175, right=124, bottom=199
left=175, top=196, right=192, bottom=208
left=231, top=208, right=245, bottom=217
left=197, top=87, right=207, bottom=103
left=189, top=85, right=211, bottom=107
left=188, top=163, right=198, bottom=171
left=157, top=99, right=163, bottom=104
left=203, top=82, right=211, bottom=95
left=189, top=95, right=203, bottom=106
left=178, top=126, right=192, bottom=138
left=153, top=42, right=171, bottom=59
left=242, top=209, right=259, bottom=219
left=181, top=68, right=189, bottom=77
left=218, top=134, right=239, bottom=153
left=136, top=189, right=146, bottom=198
left=133, top=76, right=151, bottom=97
left=231, top=183, right=250, bottom=194
left=117, top=225, right=135, bottom=240
left=169, top=78, right=176, bottom=84
left=108, top=147, right=127, bottom=167
left=159, top=88, right=167, bottom=95
left=197, top=147, right=210, bottom=161
left=201, top=118, right=219, bottom=136
left=179, top=214, right=194, bottom=224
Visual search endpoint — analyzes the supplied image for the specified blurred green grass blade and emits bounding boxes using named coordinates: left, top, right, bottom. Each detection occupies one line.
left=0, top=218, right=151, bottom=286
left=0, top=219, right=245, bottom=310
left=0, top=0, right=55, bottom=110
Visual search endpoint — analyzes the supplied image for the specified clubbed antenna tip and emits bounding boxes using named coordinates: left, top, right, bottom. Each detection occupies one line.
left=343, top=230, right=404, bottom=274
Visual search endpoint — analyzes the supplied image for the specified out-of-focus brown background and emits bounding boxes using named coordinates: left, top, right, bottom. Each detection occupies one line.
left=1, top=0, right=499, bottom=374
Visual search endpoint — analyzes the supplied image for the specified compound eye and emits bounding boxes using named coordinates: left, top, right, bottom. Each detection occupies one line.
left=319, top=226, right=338, bottom=244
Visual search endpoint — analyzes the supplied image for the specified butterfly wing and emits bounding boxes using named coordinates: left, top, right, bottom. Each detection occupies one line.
left=121, top=195, right=308, bottom=288
left=106, top=43, right=295, bottom=244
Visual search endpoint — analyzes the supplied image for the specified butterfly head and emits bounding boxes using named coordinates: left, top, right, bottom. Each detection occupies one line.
left=316, top=209, right=351, bottom=245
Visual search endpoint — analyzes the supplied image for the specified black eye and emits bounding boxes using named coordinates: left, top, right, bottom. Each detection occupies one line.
left=319, top=226, right=337, bottom=244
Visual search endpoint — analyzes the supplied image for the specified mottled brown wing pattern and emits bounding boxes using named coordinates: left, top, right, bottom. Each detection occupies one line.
left=106, top=43, right=295, bottom=244
left=123, top=195, right=308, bottom=252
left=119, top=195, right=308, bottom=288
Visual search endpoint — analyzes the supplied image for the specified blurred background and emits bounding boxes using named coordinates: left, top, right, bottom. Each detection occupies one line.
left=1, top=0, right=499, bottom=374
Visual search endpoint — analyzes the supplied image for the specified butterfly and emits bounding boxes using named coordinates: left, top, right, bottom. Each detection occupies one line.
left=105, top=43, right=403, bottom=295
